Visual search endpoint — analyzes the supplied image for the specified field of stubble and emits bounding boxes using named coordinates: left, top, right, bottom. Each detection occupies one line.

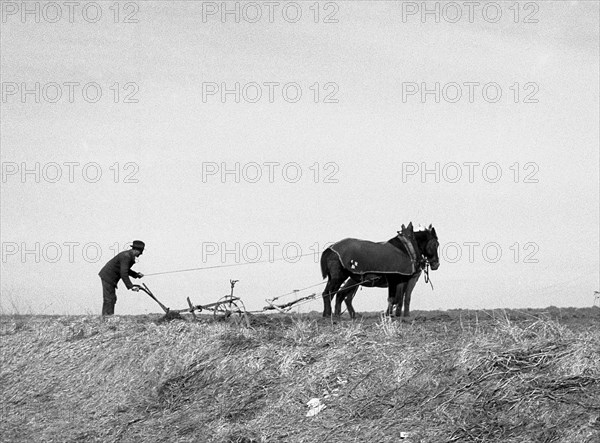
left=1, top=307, right=599, bottom=443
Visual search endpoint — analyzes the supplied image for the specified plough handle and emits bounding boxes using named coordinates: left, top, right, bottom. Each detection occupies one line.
left=135, top=284, right=170, bottom=314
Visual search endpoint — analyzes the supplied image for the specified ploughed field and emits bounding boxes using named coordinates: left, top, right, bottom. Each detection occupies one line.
left=1, top=308, right=599, bottom=443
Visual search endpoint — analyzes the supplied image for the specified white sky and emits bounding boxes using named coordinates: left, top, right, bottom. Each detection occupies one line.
left=1, top=1, right=598, bottom=315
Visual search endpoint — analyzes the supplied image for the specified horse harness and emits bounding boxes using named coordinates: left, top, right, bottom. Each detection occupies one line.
left=397, top=233, right=422, bottom=273
left=398, top=233, right=435, bottom=289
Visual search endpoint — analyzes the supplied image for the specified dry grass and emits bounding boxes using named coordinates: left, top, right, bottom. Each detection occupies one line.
left=1, top=309, right=599, bottom=442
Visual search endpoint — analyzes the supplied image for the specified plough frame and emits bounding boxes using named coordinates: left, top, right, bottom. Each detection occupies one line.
left=135, top=279, right=250, bottom=326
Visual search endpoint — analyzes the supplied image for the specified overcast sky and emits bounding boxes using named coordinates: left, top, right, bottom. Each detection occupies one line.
left=1, top=1, right=598, bottom=315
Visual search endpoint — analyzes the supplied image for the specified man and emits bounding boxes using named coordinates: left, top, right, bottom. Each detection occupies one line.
left=98, top=240, right=145, bottom=316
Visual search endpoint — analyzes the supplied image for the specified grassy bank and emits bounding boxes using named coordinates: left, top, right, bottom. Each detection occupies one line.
left=1, top=309, right=599, bottom=442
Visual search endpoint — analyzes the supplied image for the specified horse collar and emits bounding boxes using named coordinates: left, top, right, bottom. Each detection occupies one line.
left=397, top=235, right=419, bottom=272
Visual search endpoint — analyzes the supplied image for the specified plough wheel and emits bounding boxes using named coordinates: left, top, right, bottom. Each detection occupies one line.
left=214, top=296, right=250, bottom=327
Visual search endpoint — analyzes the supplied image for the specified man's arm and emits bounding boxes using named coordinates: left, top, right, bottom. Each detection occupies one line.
left=120, top=255, right=135, bottom=289
left=128, top=269, right=142, bottom=279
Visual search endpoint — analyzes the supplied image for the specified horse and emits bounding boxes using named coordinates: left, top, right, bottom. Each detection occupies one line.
left=320, top=223, right=439, bottom=319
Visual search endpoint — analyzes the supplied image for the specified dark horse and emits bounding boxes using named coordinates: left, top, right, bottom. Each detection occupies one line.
left=320, top=223, right=439, bottom=319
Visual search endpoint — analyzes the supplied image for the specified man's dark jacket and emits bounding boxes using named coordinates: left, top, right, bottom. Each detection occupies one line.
left=98, top=250, right=141, bottom=289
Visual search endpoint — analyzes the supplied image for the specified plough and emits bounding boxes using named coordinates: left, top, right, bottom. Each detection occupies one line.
left=135, top=279, right=250, bottom=327
left=136, top=279, right=326, bottom=326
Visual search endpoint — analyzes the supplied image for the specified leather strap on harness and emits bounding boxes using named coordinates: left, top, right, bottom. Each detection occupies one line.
left=398, top=235, right=418, bottom=274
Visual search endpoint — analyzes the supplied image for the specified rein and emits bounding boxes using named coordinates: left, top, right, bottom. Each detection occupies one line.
left=423, top=260, right=434, bottom=290
left=420, top=236, right=437, bottom=291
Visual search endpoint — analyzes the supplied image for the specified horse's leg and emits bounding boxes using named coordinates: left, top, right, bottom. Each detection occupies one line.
left=386, top=288, right=396, bottom=316
left=323, top=274, right=348, bottom=317
left=395, top=282, right=407, bottom=317
left=402, top=272, right=421, bottom=319
left=322, top=278, right=335, bottom=317
left=387, top=276, right=402, bottom=317
left=333, top=278, right=350, bottom=317
left=385, top=300, right=394, bottom=316
left=321, top=249, right=347, bottom=317
left=337, top=279, right=360, bottom=319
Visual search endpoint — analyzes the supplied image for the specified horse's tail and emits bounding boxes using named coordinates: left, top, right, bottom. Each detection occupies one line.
left=320, top=247, right=332, bottom=279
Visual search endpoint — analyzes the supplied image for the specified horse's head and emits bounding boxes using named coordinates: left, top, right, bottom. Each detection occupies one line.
left=410, top=224, right=439, bottom=271
left=397, top=223, right=440, bottom=271
left=423, top=224, right=440, bottom=270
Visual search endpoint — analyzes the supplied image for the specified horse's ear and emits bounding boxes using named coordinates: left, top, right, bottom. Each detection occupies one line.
left=401, top=224, right=406, bottom=231
left=407, top=222, right=413, bottom=231
left=431, top=227, right=437, bottom=238
left=428, top=224, right=432, bottom=229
